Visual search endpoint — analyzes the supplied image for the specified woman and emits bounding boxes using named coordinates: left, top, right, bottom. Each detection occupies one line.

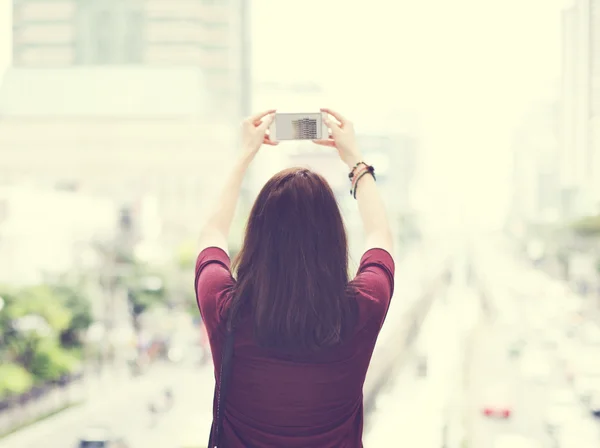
left=195, top=108, right=394, bottom=447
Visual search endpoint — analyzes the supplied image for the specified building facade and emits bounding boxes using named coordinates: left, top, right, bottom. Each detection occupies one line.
left=0, top=67, right=236, bottom=244
left=508, top=102, right=561, bottom=235
left=11, top=0, right=245, bottom=118
left=560, top=0, right=600, bottom=217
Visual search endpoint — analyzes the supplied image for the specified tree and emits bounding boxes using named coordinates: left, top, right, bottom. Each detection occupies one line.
left=0, top=283, right=90, bottom=388
left=29, top=338, right=79, bottom=382
left=52, top=284, right=93, bottom=348
left=12, top=285, right=72, bottom=333
left=125, top=263, right=168, bottom=331
left=571, top=215, right=600, bottom=237
left=0, top=363, right=34, bottom=398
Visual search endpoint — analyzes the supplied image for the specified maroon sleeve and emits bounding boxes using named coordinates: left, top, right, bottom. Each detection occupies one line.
left=351, top=248, right=395, bottom=329
left=195, top=247, right=234, bottom=332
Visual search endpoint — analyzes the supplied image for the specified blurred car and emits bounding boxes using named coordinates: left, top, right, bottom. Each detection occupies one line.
left=77, top=427, right=129, bottom=448
left=416, top=354, right=428, bottom=377
left=589, top=391, right=600, bottom=419
left=481, top=386, right=513, bottom=419
left=564, top=350, right=598, bottom=383
left=544, top=388, right=582, bottom=434
left=493, top=434, right=541, bottom=448
left=573, top=374, right=600, bottom=404
left=508, top=338, right=526, bottom=358
left=553, top=420, right=600, bottom=448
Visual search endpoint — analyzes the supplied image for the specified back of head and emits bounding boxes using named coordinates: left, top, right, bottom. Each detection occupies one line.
left=229, top=167, right=356, bottom=352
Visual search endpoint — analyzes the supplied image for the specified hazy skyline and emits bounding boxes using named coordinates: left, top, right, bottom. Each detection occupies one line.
left=0, top=0, right=567, bottom=231
left=253, top=0, right=565, bottom=231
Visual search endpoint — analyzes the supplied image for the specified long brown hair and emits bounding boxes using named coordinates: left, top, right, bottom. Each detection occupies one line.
left=226, top=167, right=356, bottom=352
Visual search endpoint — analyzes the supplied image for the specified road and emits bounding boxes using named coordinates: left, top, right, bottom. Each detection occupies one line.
left=1, top=241, right=451, bottom=448
left=2, top=361, right=214, bottom=448
left=364, top=273, right=480, bottom=447
left=468, top=238, right=600, bottom=448
left=465, top=321, right=556, bottom=447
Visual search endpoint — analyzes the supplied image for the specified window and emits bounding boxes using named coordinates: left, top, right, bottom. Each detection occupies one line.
left=94, top=11, right=113, bottom=64
left=124, top=11, right=144, bottom=63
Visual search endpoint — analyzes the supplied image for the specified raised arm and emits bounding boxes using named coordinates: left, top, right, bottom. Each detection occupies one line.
left=314, top=108, right=394, bottom=254
left=198, top=109, right=277, bottom=253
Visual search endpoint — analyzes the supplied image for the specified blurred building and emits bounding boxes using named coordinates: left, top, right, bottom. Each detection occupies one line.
left=560, top=0, right=600, bottom=217
left=0, top=184, right=117, bottom=285
left=507, top=102, right=561, bottom=236
left=355, top=122, right=419, bottom=253
left=11, top=0, right=247, bottom=118
left=0, top=66, right=236, bottom=245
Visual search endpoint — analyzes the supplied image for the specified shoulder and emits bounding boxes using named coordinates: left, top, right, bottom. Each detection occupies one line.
left=350, top=248, right=395, bottom=329
left=195, top=247, right=235, bottom=332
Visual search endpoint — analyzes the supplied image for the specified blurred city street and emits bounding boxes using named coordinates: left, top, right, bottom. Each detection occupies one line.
left=1, top=361, right=213, bottom=448
left=365, top=261, right=478, bottom=447
left=1, top=0, right=600, bottom=446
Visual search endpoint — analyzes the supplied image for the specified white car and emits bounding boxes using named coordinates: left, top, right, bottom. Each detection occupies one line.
left=493, top=434, right=541, bottom=448
left=573, top=375, right=600, bottom=404
left=555, top=421, right=600, bottom=447
left=544, top=389, right=583, bottom=433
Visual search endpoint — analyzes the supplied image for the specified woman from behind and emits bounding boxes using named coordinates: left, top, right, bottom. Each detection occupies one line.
left=195, top=108, right=395, bottom=447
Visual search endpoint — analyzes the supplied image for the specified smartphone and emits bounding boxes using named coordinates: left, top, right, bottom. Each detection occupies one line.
left=270, top=112, right=325, bottom=141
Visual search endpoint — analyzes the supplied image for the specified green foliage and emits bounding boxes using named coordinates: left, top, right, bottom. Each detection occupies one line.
left=29, top=339, right=79, bottom=382
left=571, top=215, right=600, bottom=237
left=53, top=285, right=93, bottom=348
left=11, top=285, right=72, bottom=333
left=125, top=263, right=168, bottom=319
left=0, top=282, right=91, bottom=394
left=0, top=363, right=34, bottom=398
left=176, top=240, right=197, bottom=271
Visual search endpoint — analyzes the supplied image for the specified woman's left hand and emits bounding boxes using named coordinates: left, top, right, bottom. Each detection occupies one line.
left=242, top=109, right=278, bottom=157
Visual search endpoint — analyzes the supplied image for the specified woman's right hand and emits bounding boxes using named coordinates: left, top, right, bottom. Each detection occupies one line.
left=313, top=108, right=363, bottom=168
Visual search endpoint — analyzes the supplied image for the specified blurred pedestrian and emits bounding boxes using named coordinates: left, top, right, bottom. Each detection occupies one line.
left=148, top=401, right=159, bottom=427
left=195, top=108, right=394, bottom=447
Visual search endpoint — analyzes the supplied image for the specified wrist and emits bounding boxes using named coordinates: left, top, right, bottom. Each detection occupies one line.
left=345, top=154, right=364, bottom=169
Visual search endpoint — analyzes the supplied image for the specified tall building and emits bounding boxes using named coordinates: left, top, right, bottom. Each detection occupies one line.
left=509, top=102, right=561, bottom=234
left=11, top=0, right=245, bottom=118
left=560, top=0, right=600, bottom=217
left=0, top=66, right=236, bottom=243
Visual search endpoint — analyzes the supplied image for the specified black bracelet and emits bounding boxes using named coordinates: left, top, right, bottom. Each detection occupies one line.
left=348, top=162, right=367, bottom=180
left=351, top=168, right=376, bottom=199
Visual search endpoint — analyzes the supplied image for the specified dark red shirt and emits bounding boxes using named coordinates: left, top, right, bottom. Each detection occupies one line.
left=195, top=247, right=395, bottom=448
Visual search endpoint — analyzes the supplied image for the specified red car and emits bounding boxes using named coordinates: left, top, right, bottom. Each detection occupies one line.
left=481, top=386, right=513, bottom=419
left=482, top=405, right=512, bottom=418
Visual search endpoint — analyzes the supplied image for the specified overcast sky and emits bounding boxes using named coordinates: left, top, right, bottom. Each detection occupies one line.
left=253, top=0, right=567, bottom=231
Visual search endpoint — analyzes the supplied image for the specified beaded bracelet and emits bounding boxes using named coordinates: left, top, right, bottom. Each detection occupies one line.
left=348, top=162, right=367, bottom=180
left=349, top=164, right=376, bottom=198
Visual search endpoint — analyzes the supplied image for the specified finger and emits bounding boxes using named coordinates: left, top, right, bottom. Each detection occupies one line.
left=324, top=118, right=341, bottom=138
left=312, top=139, right=336, bottom=147
left=247, top=109, right=276, bottom=124
left=263, top=137, right=279, bottom=146
left=324, top=117, right=340, bottom=131
left=257, top=113, right=275, bottom=131
left=320, top=108, right=347, bottom=125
